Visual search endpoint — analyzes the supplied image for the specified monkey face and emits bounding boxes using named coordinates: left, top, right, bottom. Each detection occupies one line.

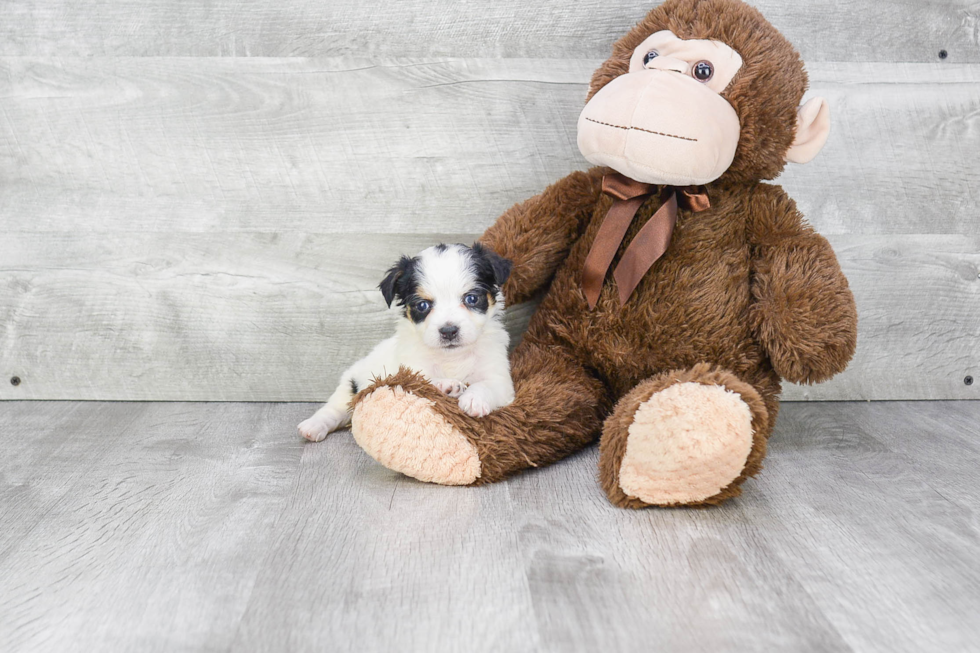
left=577, top=30, right=744, bottom=186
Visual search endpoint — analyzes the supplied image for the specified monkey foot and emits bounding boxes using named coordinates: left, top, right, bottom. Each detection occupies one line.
left=600, top=365, right=768, bottom=507
left=351, top=373, right=481, bottom=485
left=619, top=382, right=753, bottom=504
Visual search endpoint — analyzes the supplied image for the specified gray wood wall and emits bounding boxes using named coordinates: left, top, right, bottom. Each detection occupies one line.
left=1, top=1, right=978, bottom=401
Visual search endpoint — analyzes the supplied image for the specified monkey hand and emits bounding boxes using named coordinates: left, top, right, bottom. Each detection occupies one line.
left=750, top=235, right=858, bottom=385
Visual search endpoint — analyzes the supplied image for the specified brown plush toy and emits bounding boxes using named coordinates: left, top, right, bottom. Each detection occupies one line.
left=348, top=0, right=858, bottom=507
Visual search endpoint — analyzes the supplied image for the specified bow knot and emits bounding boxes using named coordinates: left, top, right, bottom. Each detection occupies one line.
left=581, top=172, right=710, bottom=309
left=601, top=173, right=655, bottom=201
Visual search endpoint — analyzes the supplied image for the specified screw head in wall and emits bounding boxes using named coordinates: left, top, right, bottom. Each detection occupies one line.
left=966, top=376, right=975, bottom=386
left=10, top=376, right=21, bottom=386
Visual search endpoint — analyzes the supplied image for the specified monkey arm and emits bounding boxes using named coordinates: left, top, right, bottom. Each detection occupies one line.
left=480, top=168, right=605, bottom=305
left=747, top=184, right=858, bottom=384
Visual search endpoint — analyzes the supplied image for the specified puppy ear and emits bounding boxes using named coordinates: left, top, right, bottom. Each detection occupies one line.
left=490, top=253, right=512, bottom=286
left=473, top=242, right=512, bottom=286
left=378, top=267, right=401, bottom=308
left=378, top=256, right=414, bottom=307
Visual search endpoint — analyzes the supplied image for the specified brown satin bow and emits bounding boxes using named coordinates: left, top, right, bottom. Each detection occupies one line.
left=581, top=172, right=710, bottom=309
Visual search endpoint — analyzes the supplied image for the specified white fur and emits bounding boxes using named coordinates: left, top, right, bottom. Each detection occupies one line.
left=299, top=244, right=515, bottom=442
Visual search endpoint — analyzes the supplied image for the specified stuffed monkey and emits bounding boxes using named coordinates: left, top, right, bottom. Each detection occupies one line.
left=348, top=0, right=857, bottom=507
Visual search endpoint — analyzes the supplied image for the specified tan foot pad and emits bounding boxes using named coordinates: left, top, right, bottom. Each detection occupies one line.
left=619, top=382, right=754, bottom=505
left=351, top=385, right=481, bottom=485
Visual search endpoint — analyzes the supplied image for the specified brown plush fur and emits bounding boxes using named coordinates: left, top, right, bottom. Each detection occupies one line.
left=352, top=0, right=857, bottom=506
left=745, top=185, right=859, bottom=383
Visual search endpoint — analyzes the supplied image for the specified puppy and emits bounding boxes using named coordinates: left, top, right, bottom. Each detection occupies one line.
left=298, top=242, right=515, bottom=442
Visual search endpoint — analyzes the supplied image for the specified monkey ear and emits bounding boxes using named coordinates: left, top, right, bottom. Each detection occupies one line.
left=786, top=97, right=831, bottom=164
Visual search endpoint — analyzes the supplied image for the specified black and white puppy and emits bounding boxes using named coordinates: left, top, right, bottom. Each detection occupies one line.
left=298, top=243, right=515, bottom=442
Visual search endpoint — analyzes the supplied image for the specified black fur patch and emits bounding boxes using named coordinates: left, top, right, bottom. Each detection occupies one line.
left=379, top=253, right=435, bottom=323
left=406, top=297, right=432, bottom=324
left=378, top=255, right=419, bottom=308
left=466, top=243, right=512, bottom=313
left=464, top=290, right=491, bottom=314
left=470, top=242, right=512, bottom=287
left=350, top=378, right=359, bottom=394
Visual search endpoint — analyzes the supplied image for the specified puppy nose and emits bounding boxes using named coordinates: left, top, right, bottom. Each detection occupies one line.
left=439, top=325, right=459, bottom=340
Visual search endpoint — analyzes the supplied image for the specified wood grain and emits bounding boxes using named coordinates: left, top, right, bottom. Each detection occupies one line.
left=2, top=59, right=977, bottom=236
left=232, top=428, right=540, bottom=653
left=2, top=400, right=979, bottom=651
left=751, top=403, right=980, bottom=652
left=1, top=0, right=978, bottom=62
left=1, top=44, right=977, bottom=402
left=782, top=62, right=980, bottom=238
left=783, top=234, right=980, bottom=401
left=0, top=57, right=588, bottom=236
left=1, top=231, right=977, bottom=401
left=0, top=402, right=123, bottom=564
left=0, top=401, right=306, bottom=652
left=0, top=232, right=456, bottom=400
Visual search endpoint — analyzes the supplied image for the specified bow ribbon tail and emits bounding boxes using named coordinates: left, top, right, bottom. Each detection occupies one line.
left=611, top=185, right=710, bottom=305
left=612, top=188, right=678, bottom=305
left=581, top=193, right=649, bottom=309
left=581, top=173, right=655, bottom=309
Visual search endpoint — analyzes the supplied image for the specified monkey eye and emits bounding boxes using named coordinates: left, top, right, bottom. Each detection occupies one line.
left=692, top=60, right=714, bottom=82
left=642, top=50, right=660, bottom=66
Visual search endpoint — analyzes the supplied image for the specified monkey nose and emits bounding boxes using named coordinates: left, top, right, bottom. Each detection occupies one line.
left=645, top=56, right=687, bottom=74
left=439, top=325, right=460, bottom=340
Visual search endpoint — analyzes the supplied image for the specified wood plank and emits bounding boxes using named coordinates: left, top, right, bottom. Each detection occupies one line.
left=1, top=232, right=977, bottom=401
left=782, top=234, right=980, bottom=401
left=507, top=450, right=851, bottom=652
left=818, top=400, right=980, bottom=506
left=0, top=401, right=306, bottom=652
left=0, top=57, right=588, bottom=235
left=1, top=0, right=977, bottom=62
left=749, top=402, right=980, bottom=652
left=1, top=58, right=978, bottom=236
left=1, top=59, right=977, bottom=401
left=0, top=232, right=457, bottom=401
left=781, top=62, right=980, bottom=238
left=0, top=402, right=140, bottom=564
left=232, top=424, right=542, bottom=652
left=3, top=400, right=980, bottom=650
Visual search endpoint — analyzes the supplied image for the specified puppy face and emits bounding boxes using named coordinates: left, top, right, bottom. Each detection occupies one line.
left=379, top=243, right=512, bottom=350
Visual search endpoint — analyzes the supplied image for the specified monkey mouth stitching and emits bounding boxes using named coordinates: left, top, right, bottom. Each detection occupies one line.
left=584, top=117, right=698, bottom=142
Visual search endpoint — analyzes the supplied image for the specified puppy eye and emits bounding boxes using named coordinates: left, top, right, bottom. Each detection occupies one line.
left=415, top=300, right=431, bottom=313
left=692, top=60, right=714, bottom=82
left=463, top=293, right=479, bottom=306
left=642, top=50, right=659, bottom=66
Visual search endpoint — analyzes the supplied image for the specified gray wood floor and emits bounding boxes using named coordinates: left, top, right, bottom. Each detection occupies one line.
left=1, top=400, right=978, bottom=652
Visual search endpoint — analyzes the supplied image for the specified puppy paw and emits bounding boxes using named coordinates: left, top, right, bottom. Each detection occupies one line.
left=298, top=407, right=347, bottom=442
left=457, top=386, right=493, bottom=418
left=432, top=378, right=468, bottom=398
